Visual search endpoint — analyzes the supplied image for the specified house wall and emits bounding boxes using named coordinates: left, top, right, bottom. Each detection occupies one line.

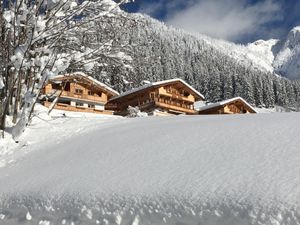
left=224, top=105, right=239, bottom=114
left=107, top=85, right=198, bottom=115
left=44, top=84, right=53, bottom=94
left=44, top=82, right=109, bottom=103
left=114, top=92, right=152, bottom=111
left=95, top=105, right=105, bottom=110
left=158, top=86, right=195, bottom=102
left=67, top=82, right=108, bottom=103
left=43, top=101, right=113, bottom=115
left=199, top=109, right=222, bottom=115
left=199, top=102, right=255, bottom=115
left=224, top=103, right=252, bottom=114
left=43, top=79, right=114, bottom=115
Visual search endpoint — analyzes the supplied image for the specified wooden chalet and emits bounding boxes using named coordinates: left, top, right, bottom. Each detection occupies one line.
left=42, top=72, right=119, bottom=114
left=105, top=79, right=205, bottom=115
left=198, top=97, right=258, bottom=115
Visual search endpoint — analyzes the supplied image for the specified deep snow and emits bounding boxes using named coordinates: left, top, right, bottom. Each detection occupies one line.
left=0, top=106, right=300, bottom=225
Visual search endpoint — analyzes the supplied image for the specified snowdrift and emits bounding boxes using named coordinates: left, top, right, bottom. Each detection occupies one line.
left=0, top=112, right=300, bottom=225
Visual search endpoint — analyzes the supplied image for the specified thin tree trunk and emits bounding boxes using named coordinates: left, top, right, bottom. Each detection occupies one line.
left=47, top=90, right=62, bottom=115
left=0, top=78, right=18, bottom=133
left=47, top=80, right=67, bottom=115
left=27, top=76, right=48, bottom=122
left=12, top=74, right=22, bottom=123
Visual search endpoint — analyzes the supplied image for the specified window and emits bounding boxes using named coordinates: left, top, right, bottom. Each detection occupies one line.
left=150, top=93, right=155, bottom=100
left=75, top=89, right=83, bottom=95
left=59, top=100, right=71, bottom=105
left=88, top=90, right=93, bottom=95
left=76, top=102, right=84, bottom=107
left=183, top=91, right=190, bottom=97
left=88, top=104, right=95, bottom=108
left=51, top=83, right=61, bottom=90
left=65, top=82, right=70, bottom=91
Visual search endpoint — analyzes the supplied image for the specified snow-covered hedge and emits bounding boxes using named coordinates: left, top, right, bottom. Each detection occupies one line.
left=126, top=106, right=148, bottom=117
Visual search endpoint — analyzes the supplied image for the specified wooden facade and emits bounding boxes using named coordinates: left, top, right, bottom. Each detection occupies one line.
left=42, top=73, right=119, bottom=114
left=105, top=79, right=205, bottom=115
left=198, top=97, right=257, bottom=115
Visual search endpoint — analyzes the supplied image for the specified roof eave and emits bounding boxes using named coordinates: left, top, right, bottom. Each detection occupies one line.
left=50, top=73, right=119, bottom=97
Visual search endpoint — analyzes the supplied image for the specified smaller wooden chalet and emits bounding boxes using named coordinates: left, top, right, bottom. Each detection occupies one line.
left=198, top=97, right=257, bottom=115
left=105, top=79, right=205, bottom=115
left=42, top=72, right=119, bottom=114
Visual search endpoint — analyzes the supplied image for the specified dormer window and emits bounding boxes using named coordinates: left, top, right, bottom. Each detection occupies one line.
left=76, top=102, right=84, bottom=107
left=75, top=89, right=83, bottom=95
left=183, top=91, right=190, bottom=97
left=51, top=83, right=61, bottom=90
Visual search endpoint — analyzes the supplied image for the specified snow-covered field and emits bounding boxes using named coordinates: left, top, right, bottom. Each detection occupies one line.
left=0, top=106, right=300, bottom=225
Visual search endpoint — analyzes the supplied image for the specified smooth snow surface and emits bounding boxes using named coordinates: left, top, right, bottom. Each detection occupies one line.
left=1, top=108, right=300, bottom=225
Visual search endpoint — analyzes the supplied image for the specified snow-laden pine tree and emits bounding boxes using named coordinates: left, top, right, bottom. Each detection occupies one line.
left=261, top=75, right=275, bottom=108
left=0, top=0, right=133, bottom=138
left=294, top=80, right=300, bottom=110
left=83, top=12, right=300, bottom=109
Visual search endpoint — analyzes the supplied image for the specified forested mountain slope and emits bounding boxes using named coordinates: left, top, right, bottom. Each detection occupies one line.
left=69, top=12, right=300, bottom=109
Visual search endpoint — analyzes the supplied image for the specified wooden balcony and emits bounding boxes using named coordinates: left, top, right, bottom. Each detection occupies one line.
left=158, top=88, right=195, bottom=102
left=106, top=97, right=197, bottom=114
left=154, top=101, right=197, bottom=114
left=105, top=103, right=119, bottom=111
left=60, top=91, right=106, bottom=104
left=158, top=91, right=195, bottom=103
left=44, top=101, right=113, bottom=115
left=139, top=98, right=196, bottom=114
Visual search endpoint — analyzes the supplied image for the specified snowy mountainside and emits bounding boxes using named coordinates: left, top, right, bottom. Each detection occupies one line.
left=133, top=13, right=277, bottom=74
left=199, top=34, right=277, bottom=73
left=181, top=25, right=300, bottom=80
left=0, top=105, right=300, bottom=224
left=273, top=26, right=300, bottom=80
left=246, top=39, right=280, bottom=72
left=200, top=25, right=300, bottom=80
left=82, top=13, right=300, bottom=109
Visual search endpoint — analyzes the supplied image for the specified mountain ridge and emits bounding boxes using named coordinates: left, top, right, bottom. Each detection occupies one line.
left=160, top=18, right=300, bottom=80
left=67, top=11, right=300, bottom=109
left=273, top=26, right=300, bottom=80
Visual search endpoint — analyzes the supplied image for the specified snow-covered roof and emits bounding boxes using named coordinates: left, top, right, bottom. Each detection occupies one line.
left=51, top=72, right=119, bottom=96
left=198, top=97, right=258, bottom=113
left=110, top=78, right=205, bottom=101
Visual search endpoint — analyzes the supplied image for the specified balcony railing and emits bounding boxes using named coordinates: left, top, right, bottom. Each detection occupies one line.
left=60, top=91, right=105, bottom=103
left=158, top=89, right=195, bottom=102
left=138, top=98, right=196, bottom=114
left=44, top=102, right=113, bottom=115
left=155, top=101, right=196, bottom=114
left=107, top=97, right=196, bottom=114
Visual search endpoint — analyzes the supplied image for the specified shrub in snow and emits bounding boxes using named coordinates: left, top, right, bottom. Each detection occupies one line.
left=126, top=106, right=148, bottom=117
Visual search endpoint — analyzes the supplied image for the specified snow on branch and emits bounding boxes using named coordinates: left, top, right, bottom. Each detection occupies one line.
left=0, top=0, right=134, bottom=136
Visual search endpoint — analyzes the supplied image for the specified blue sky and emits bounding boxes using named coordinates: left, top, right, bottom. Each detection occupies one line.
left=122, top=0, right=300, bottom=43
